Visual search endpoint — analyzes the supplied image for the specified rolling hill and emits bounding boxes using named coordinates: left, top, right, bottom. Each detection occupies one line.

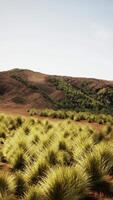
left=0, top=68, right=113, bottom=114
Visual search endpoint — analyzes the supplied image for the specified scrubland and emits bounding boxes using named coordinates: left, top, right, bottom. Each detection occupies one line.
left=28, top=108, right=113, bottom=124
left=0, top=112, right=113, bottom=199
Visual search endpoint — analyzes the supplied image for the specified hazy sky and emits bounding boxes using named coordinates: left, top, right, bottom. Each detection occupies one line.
left=0, top=0, right=113, bottom=79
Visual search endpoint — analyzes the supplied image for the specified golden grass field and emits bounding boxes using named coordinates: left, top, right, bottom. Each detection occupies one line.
left=0, top=111, right=113, bottom=199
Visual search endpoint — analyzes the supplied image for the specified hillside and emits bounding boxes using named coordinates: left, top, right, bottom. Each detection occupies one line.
left=0, top=68, right=113, bottom=114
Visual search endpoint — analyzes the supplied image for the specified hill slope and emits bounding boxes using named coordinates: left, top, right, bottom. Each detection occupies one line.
left=0, top=68, right=113, bottom=114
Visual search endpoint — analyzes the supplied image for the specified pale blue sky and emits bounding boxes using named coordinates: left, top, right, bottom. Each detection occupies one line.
left=0, top=0, right=113, bottom=79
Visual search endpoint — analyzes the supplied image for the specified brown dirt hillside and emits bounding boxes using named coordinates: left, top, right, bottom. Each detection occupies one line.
left=0, top=68, right=113, bottom=113
left=0, top=69, right=64, bottom=111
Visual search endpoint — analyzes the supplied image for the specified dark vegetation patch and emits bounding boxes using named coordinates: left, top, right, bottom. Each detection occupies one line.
left=50, top=77, right=113, bottom=114
left=12, top=97, right=26, bottom=104
left=0, top=85, right=7, bottom=96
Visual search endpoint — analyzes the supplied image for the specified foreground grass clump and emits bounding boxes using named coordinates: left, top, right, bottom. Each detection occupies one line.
left=40, top=167, right=89, bottom=200
left=0, top=193, right=16, bottom=200
left=1, top=112, right=113, bottom=199
left=23, top=186, right=43, bottom=200
left=0, top=172, right=14, bottom=195
left=14, top=172, right=27, bottom=197
left=77, top=145, right=113, bottom=193
left=25, top=158, right=49, bottom=185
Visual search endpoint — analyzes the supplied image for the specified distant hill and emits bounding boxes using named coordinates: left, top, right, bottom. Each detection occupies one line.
left=0, top=68, right=113, bottom=114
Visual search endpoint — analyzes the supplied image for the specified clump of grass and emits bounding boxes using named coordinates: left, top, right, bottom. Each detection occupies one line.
left=16, top=116, right=24, bottom=127
left=23, top=126, right=30, bottom=135
left=63, top=131, right=70, bottom=138
left=14, top=172, right=27, bottom=198
left=73, top=134, right=93, bottom=162
left=0, top=150, right=7, bottom=163
left=93, top=131, right=106, bottom=144
left=45, top=148, right=58, bottom=166
left=57, top=151, right=74, bottom=166
left=0, top=193, right=16, bottom=200
left=44, top=121, right=53, bottom=132
left=0, top=172, right=15, bottom=195
left=77, top=144, right=113, bottom=193
left=25, top=159, right=49, bottom=185
left=58, top=140, right=67, bottom=151
left=0, top=132, right=6, bottom=139
left=40, top=167, right=90, bottom=200
left=11, top=149, right=28, bottom=171
left=23, top=186, right=43, bottom=200
left=31, top=134, right=40, bottom=145
left=93, top=128, right=113, bottom=144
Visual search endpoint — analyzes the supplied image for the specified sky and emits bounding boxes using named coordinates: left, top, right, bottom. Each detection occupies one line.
left=0, top=0, right=113, bottom=80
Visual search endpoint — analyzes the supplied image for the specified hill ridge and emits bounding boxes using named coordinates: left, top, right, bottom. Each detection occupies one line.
left=0, top=68, right=113, bottom=114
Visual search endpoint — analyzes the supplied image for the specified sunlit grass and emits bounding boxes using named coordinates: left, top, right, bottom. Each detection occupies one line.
left=0, top=112, right=113, bottom=199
